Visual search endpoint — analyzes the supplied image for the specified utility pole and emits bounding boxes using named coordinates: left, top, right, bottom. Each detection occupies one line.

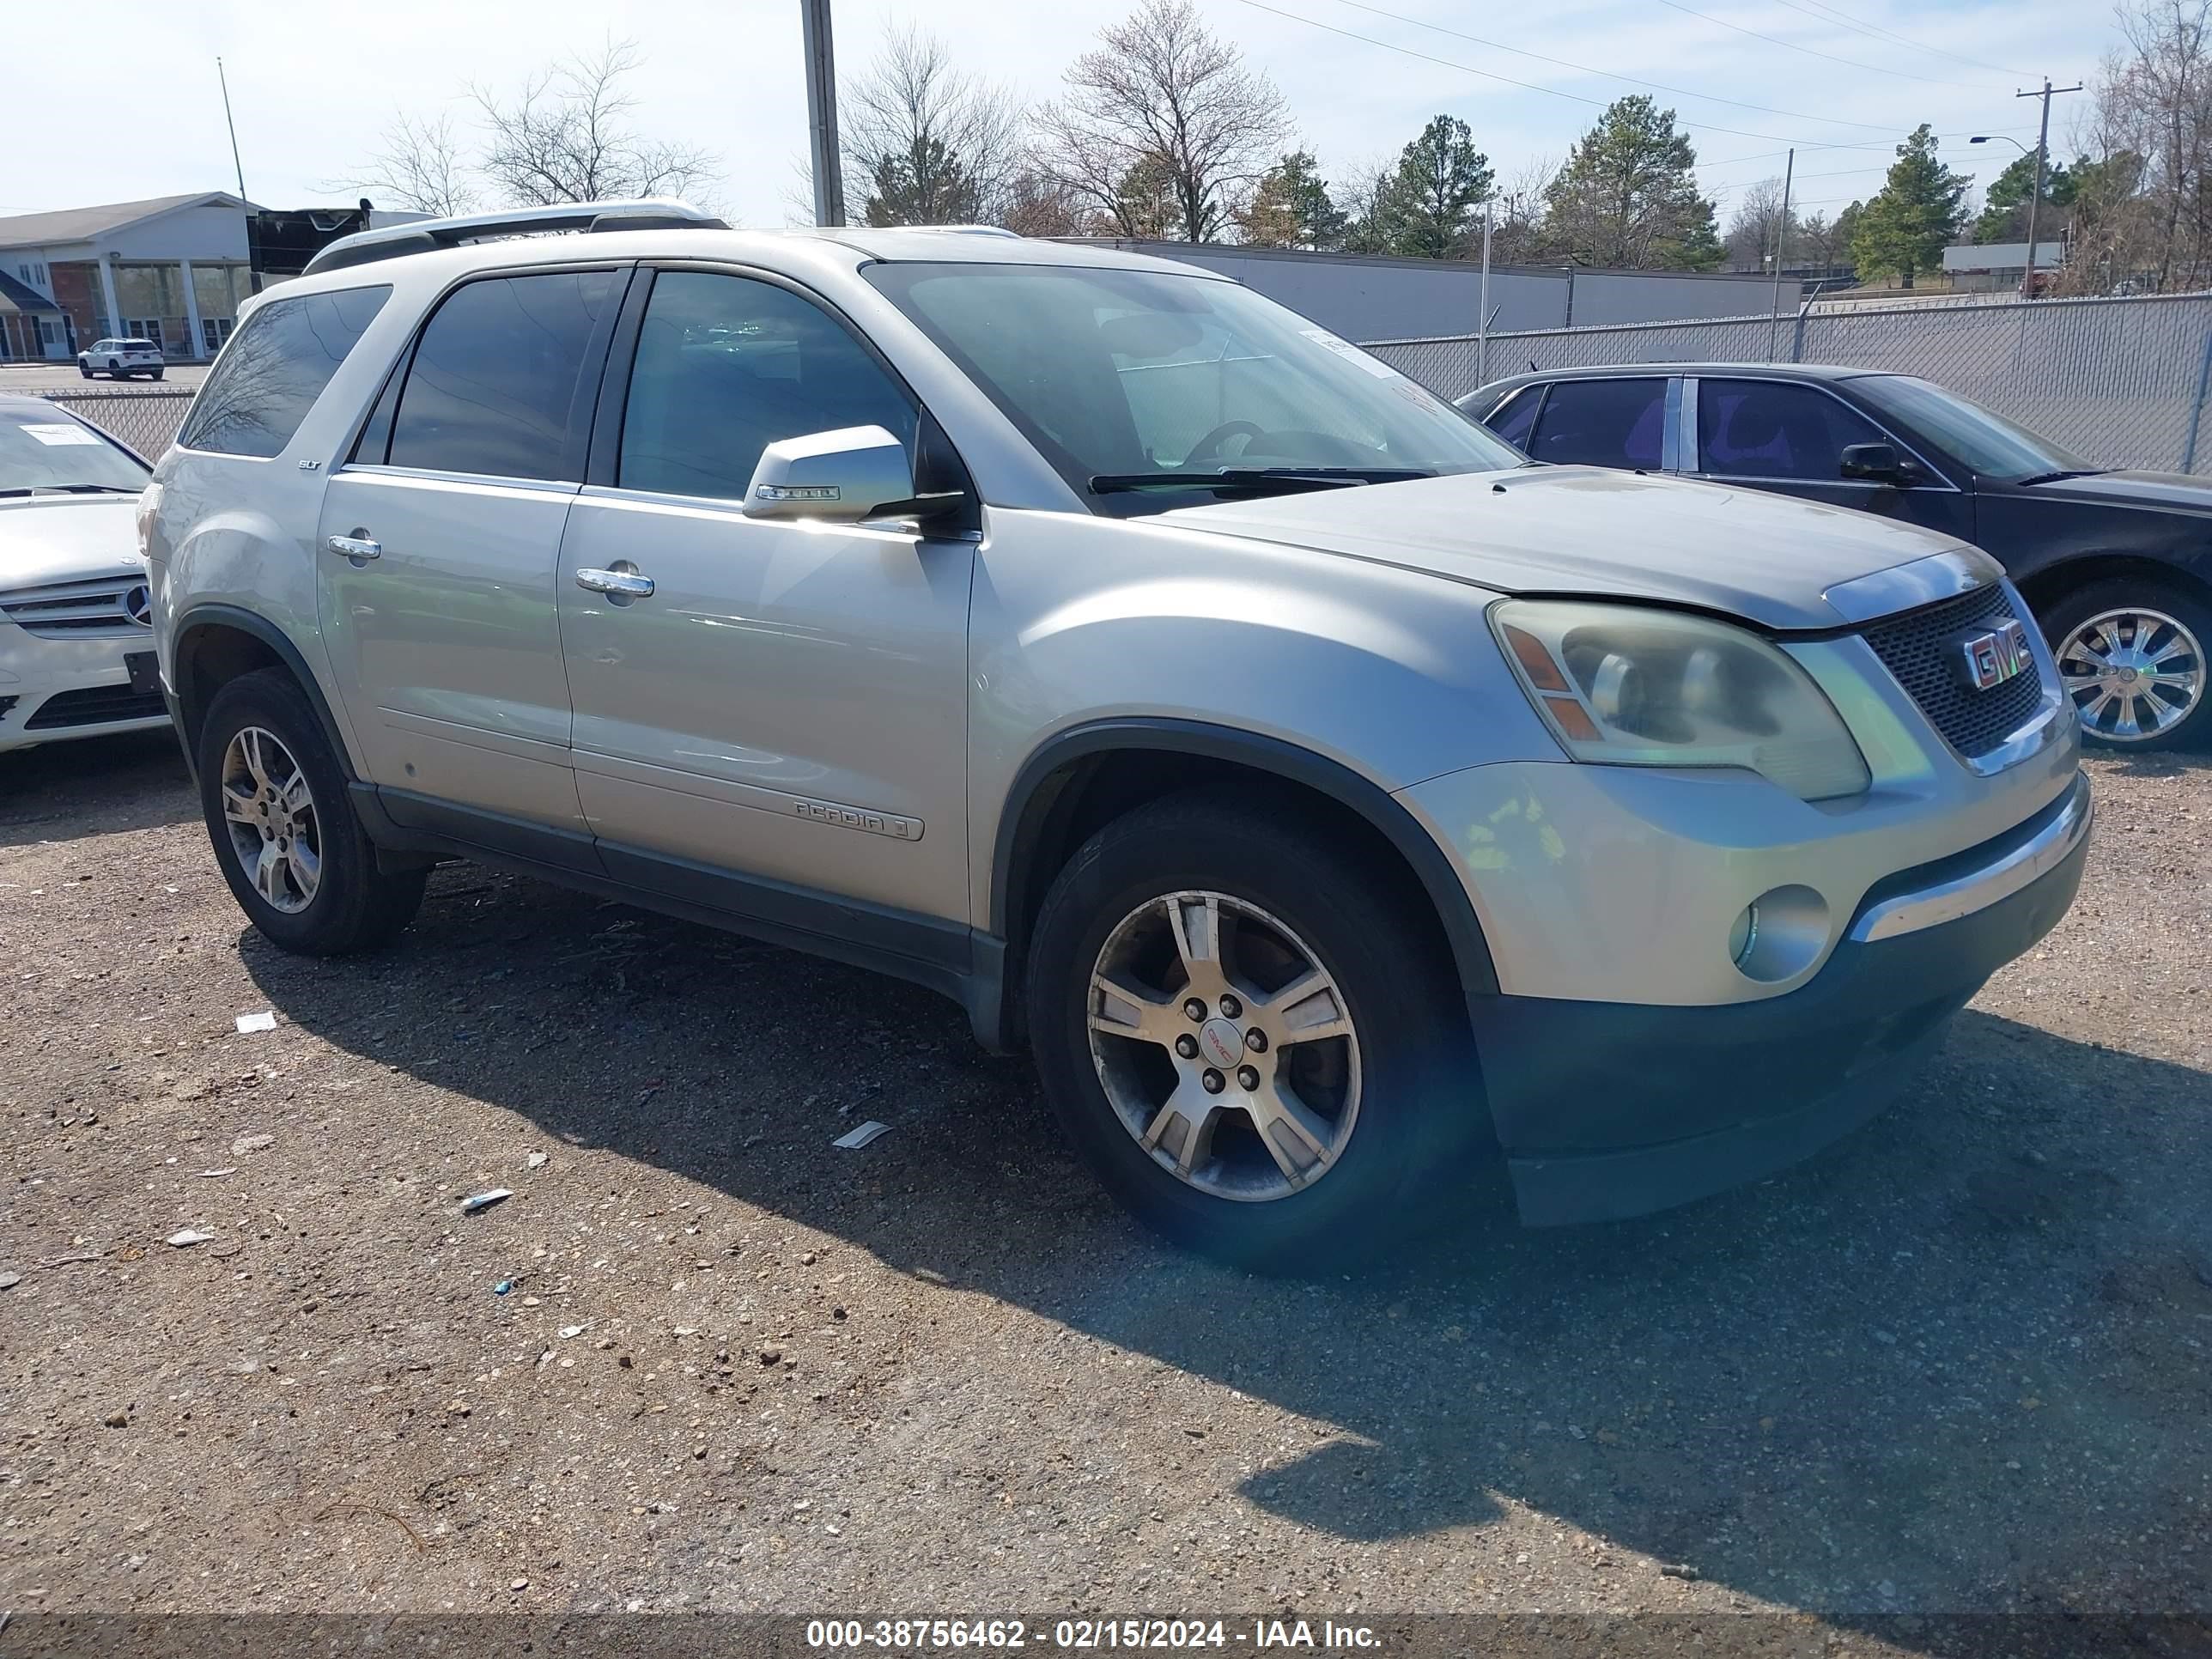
left=1768, top=148, right=1794, bottom=362
left=800, top=0, right=846, bottom=228
left=2016, top=78, right=2082, bottom=296
left=1476, top=198, right=1493, bottom=387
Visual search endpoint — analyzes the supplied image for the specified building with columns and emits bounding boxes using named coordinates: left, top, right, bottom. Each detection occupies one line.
left=0, top=192, right=260, bottom=362
left=0, top=193, right=431, bottom=364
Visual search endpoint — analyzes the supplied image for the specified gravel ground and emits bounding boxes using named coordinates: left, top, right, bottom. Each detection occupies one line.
left=2, top=734, right=2207, bottom=1641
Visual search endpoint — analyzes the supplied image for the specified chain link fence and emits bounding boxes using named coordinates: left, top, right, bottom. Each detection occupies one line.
left=40, top=388, right=196, bottom=461
left=1365, top=290, right=2212, bottom=477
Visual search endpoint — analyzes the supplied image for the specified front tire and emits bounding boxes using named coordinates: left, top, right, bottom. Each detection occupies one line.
left=2043, top=579, right=2210, bottom=750
left=1025, top=792, right=1482, bottom=1267
left=77, top=362, right=92, bottom=380
left=197, top=668, right=425, bottom=954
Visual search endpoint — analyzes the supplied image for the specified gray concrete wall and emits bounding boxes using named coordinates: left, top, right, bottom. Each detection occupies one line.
left=1075, top=240, right=1776, bottom=342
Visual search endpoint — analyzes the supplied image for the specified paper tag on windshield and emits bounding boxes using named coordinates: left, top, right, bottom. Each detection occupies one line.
left=1300, top=328, right=1401, bottom=379
left=19, top=423, right=102, bottom=447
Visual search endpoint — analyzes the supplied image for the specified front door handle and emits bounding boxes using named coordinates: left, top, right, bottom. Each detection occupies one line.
left=574, top=567, right=654, bottom=599
left=326, top=533, right=381, bottom=561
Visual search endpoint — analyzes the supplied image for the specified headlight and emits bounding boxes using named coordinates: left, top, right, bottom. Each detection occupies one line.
left=1492, top=599, right=1870, bottom=800
left=135, top=482, right=163, bottom=560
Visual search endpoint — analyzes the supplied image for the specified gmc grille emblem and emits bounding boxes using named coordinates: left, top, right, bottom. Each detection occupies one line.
left=1950, top=617, right=2033, bottom=691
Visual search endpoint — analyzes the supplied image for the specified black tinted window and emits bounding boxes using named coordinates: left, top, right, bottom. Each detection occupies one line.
left=1698, top=379, right=1885, bottom=481
left=389, top=270, right=619, bottom=481
left=1528, top=378, right=1665, bottom=469
left=177, top=286, right=391, bottom=458
left=1486, top=387, right=1541, bottom=450
left=618, top=272, right=916, bottom=501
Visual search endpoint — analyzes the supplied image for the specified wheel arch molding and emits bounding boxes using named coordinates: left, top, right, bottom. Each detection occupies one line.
left=169, top=604, right=356, bottom=785
left=990, top=718, right=1501, bottom=1010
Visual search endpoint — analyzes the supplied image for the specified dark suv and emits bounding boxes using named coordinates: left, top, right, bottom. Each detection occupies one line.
left=1461, top=364, right=2211, bottom=750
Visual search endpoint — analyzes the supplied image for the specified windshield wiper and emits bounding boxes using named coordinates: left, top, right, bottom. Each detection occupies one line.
left=0, top=483, right=143, bottom=497
left=1089, top=466, right=1434, bottom=496
left=2014, top=469, right=2108, bottom=486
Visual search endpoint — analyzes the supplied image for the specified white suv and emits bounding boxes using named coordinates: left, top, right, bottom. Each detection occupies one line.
left=78, top=337, right=167, bottom=380
left=143, top=203, right=2090, bottom=1261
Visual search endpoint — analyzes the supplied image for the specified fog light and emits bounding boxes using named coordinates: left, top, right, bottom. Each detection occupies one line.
left=1729, top=884, right=1830, bottom=983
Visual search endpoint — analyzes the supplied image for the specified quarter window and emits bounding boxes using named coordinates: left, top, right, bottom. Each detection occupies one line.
left=1696, top=379, right=1886, bottom=482
left=387, top=270, right=621, bottom=482
left=1526, top=378, right=1666, bottom=470
left=176, top=285, right=391, bottom=458
left=1485, top=386, right=1542, bottom=450
left=617, top=271, right=917, bottom=502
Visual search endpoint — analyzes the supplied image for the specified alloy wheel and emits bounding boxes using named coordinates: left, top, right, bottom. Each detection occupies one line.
left=2057, top=606, right=2204, bottom=744
left=1086, top=890, right=1362, bottom=1202
left=218, top=726, right=322, bottom=914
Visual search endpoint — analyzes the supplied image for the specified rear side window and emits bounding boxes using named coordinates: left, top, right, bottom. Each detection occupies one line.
left=387, top=270, right=620, bottom=482
left=1527, top=377, right=1665, bottom=470
left=617, top=271, right=916, bottom=501
left=1486, top=387, right=1542, bottom=450
left=176, top=286, right=391, bottom=458
left=1697, top=378, right=1886, bottom=481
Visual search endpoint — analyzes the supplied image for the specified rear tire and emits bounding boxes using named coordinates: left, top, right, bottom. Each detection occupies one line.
left=1025, top=791, right=1484, bottom=1269
left=2041, top=578, right=2211, bottom=750
left=150, top=368, right=165, bottom=381
left=197, top=668, right=426, bottom=954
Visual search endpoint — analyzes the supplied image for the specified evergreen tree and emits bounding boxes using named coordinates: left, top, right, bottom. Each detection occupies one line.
left=1374, top=116, right=1493, bottom=258
left=1235, top=151, right=1347, bottom=248
left=863, top=135, right=983, bottom=227
left=1972, top=150, right=2076, bottom=244
left=1543, top=96, right=1722, bottom=269
left=1850, top=125, right=1970, bottom=286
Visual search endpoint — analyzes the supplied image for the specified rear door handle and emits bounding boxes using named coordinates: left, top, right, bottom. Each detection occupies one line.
left=574, top=567, right=654, bottom=599
left=326, top=533, right=381, bottom=561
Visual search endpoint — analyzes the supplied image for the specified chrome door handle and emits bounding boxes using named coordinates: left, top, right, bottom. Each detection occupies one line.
left=325, top=533, right=381, bottom=561
left=574, top=567, right=654, bottom=599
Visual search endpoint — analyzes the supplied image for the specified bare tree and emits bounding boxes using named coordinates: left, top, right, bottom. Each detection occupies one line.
left=1036, top=0, right=1290, bottom=242
left=2076, top=0, right=2212, bottom=290
left=1487, top=155, right=1558, bottom=264
left=1000, top=169, right=1091, bottom=237
left=842, top=27, right=1026, bottom=226
left=1722, top=176, right=1800, bottom=272
left=473, top=40, right=720, bottom=208
left=331, top=112, right=479, bottom=217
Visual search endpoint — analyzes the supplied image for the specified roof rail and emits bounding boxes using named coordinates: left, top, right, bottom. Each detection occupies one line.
left=301, top=199, right=729, bottom=276
left=897, top=224, right=1022, bottom=238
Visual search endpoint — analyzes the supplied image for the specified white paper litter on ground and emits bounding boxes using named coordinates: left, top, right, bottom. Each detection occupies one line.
left=166, top=1229, right=216, bottom=1248
left=832, top=1120, right=891, bottom=1150
left=234, top=1011, right=277, bottom=1034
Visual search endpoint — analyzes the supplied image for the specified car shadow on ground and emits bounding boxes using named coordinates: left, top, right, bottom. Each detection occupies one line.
left=0, top=729, right=192, bottom=849
left=246, top=862, right=2212, bottom=1620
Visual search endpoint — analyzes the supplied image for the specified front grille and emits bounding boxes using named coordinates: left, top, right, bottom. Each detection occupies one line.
left=0, top=575, right=152, bottom=638
left=1859, top=584, right=2046, bottom=759
left=23, top=684, right=166, bottom=731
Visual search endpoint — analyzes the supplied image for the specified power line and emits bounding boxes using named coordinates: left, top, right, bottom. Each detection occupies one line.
left=1317, top=0, right=1905, bottom=132
left=1765, top=0, right=2037, bottom=82
left=1649, top=0, right=2009, bottom=90
left=1226, top=0, right=1942, bottom=149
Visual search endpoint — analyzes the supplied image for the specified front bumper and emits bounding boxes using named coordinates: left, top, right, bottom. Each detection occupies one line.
left=1470, top=772, right=2092, bottom=1224
left=0, top=626, right=169, bottom=753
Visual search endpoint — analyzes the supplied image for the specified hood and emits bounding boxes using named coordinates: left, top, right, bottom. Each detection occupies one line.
left=0, top=495, right=145, bottom=591
left=2018, top=469, right=2212, bottom=517
left=1158, top=465, right=1976, bottom=630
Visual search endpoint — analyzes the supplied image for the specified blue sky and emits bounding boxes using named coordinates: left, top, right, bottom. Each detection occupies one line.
left=9, top=0, right=2108, bottom=231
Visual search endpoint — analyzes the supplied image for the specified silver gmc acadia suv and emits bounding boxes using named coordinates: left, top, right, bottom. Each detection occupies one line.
left=143, top=202, right=2092, bottom=1263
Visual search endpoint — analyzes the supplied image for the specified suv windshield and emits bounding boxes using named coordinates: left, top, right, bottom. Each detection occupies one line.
left=1856, top=374, right=2096, bottom=481
left=864, top=262, right=1517, bottom=513
left=0, top=414, right=150, bottom=494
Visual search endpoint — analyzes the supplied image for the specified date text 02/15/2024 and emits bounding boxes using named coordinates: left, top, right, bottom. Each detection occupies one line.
left=805, top=1619, right=1383, bottom=1650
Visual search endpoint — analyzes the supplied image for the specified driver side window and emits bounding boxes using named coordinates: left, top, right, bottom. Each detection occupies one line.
left=617, top=271, right=918, bottom=502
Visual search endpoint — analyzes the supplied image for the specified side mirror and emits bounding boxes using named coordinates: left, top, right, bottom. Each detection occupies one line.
left=742, top=425, right=962, bottom=524
left=1839, top=441, right=1917, bottom=485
